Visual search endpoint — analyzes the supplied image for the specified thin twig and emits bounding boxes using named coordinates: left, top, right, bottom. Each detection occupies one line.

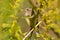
left=23, top=20, right=42, bottom=40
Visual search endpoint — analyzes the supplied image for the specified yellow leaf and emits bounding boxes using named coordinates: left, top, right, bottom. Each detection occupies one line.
left=2, top=23, right=9, bottom=28
left=23, top=32, right=28, bottom=36
left=11, top=20, right=17, bottom=28
left=10, top=14, right=16, bottom=18
left=15, top=32, right=20, bottom=40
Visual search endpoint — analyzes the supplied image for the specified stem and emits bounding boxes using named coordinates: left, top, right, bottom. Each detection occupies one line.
left=23, top=20, right=42, bottom=40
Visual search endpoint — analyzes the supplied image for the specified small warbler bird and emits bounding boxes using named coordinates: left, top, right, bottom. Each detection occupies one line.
left=24, top=8, right=40, bottom=38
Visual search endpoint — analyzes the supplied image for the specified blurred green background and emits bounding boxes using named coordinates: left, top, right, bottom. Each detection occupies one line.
left=0, top=0, right=60, bottom=40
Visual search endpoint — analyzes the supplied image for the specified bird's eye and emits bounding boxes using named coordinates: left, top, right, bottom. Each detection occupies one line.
left=26, top=9, right=29, bottom=11
left=25, top=8, right=32, bottom=16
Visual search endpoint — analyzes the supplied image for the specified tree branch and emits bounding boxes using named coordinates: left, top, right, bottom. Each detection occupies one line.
left=23, top=20, right=42, bottom=40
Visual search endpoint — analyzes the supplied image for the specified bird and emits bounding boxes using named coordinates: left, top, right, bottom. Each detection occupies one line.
left=24, top=7, right=40, bottom=38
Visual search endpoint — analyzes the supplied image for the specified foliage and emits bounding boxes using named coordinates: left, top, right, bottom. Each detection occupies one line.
left=0, top=0, right=60, bottom=40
